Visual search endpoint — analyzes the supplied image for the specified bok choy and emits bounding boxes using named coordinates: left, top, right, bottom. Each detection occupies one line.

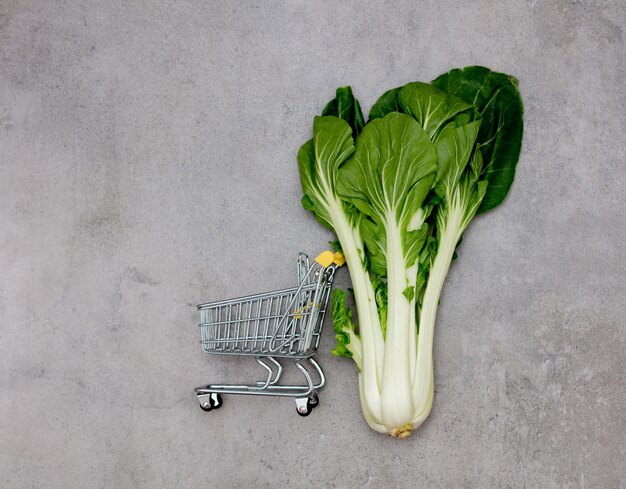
left=298, top=66, right=523, bottom=437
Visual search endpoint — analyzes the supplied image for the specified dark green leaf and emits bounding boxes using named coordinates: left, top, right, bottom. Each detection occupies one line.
left=322, top=86, right=365, bottom=139
left=338, top=112, right=437, bottom=223
left=432, top=66, right=524, bottom=213
left=433, top=120, right=481, bottom=197
left=368, top=87, right=402, bottom=120
left=330, top=288, right=357, bottom=358
left=398, top=82, right=474, bottom=140
left=328, top=240, right=343, bottom=253
left=337, top=112, right=437, bottom=266
left=297, top=116, right=356, bottom=229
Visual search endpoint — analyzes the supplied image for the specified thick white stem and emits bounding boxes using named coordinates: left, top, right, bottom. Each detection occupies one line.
left=412, top=201, right=464, bottom=428
left=408, top=264, right=418, bottom=387
left=328, top=198, right=384, bottom=424
left=380, top=220, right=418, bottom=432
left=358, top=372, right=388, bottom=434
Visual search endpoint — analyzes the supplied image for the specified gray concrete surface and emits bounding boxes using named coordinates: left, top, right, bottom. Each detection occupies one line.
left=1, top=1, right=625, bottom=487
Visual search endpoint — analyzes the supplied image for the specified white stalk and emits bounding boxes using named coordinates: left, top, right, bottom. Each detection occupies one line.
left=359, top=372, right=389, bottom=434
left=327, top=197, right=385, bottom=424
left=412, top=193, right=465, bottom=428
left=406, top=208, right=425, bottom=390
left=380, top=217, right=418, bottom=434
left=408, top=264, right=418, bottom=388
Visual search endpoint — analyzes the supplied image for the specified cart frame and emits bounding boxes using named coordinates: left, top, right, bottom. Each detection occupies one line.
left=194, top=253, right=337, bottom=416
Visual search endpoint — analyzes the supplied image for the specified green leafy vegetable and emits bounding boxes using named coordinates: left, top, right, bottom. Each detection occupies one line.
left=298, top=66, right=523, bottom=437
left=322, top=86, right=366, bottom=139
left=432, top=66, right=524, bottom=213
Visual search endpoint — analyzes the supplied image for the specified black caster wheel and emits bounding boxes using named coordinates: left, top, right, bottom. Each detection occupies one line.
left=210, top=393, right=223, bottom=410
left=199, top=393, right=222, bottom=412
left=307, top=393, right=319, bottom=409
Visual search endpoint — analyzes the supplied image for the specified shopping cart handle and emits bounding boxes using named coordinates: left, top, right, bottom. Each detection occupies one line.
left=315, top=250, right=345, bottom=268
left=315, top=251, right=334, bottom=267
left=332, top=251, right=345, bottom=266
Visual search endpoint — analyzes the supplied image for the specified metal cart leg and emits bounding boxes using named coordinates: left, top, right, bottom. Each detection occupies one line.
left=255, top=357, right=283, bottom=386
left=293, top=357, right=324, bottom=416
left=195, top=356, right=326, bottom=415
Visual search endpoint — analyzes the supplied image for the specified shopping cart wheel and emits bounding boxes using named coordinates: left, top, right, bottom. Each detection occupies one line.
left=307, top=393, right=319, bottom=408
left=295, top=397, right=311, bottom=417
left=198, top=393, right=222, bottom=412
left=210, top=393, right=223, bottom=410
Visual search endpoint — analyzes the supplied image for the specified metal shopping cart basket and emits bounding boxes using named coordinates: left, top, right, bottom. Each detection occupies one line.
left=194, top=251, right=342, bottom=417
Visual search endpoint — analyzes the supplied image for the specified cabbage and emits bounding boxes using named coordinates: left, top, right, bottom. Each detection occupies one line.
left=298, top=66, right=523, bottom=437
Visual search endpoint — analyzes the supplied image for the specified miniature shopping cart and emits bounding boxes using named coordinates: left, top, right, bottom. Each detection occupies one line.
left=194, top=251, right=342, bottom=417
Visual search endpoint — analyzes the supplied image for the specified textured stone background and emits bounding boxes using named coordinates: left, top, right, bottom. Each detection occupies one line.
left=1, top=1, right=625, bottom=488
